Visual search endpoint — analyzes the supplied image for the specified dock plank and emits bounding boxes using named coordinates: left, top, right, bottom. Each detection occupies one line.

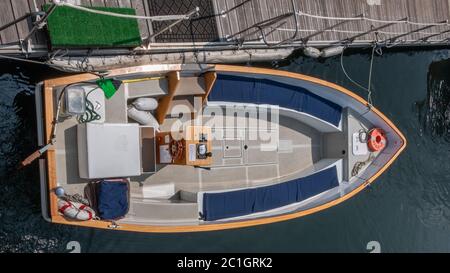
left=131, top=0, right=150, bottom=40
left=250, top=0, right=264, bottom=41
left=117, top=0, right=132, bottom=8
left=0, top=1, right=19, bottom=45
left=11, top=0, right=33, bottom=40
left=212, top=0, right=226, bottom=39
left=27, top=0, right=47, bottom=45
left=220, top=0, right=233, bottom=40
left=225, top=0, right=241, bottom=41
left=90, top=0, right=106, bottom=7
left=32, top=0, right=47, bottom=9
left=234, top=0, right=251, bottom=40
left=103, top=0, right=119, bottom=7
left=267, top=0, right=282, bottom=42
left=79, top=0, right=91, bottom=6
left=284, top=0, right=297, bottom=40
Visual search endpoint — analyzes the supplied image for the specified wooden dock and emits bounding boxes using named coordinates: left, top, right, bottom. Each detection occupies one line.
left=213, top=0, right=450, bottom=45
left=1, top=0, right=450, bottom=66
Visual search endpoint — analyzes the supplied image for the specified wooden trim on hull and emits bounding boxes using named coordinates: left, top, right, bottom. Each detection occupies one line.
left=43, top=84, right=59, bottom=218
left=42, top=65, right=407, bottom=233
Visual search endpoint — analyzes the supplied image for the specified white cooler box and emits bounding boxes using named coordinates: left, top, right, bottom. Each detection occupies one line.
left=77, top=123, right=142, bottom=179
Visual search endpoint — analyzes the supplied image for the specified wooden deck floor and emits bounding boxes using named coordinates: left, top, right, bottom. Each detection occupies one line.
left=213, top=0, right=450, bottom=44
left=1, top=0, right=450, bottom=55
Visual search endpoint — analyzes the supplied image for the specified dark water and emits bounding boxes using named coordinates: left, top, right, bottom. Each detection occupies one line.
left=1, top=49, right=450, bottom=253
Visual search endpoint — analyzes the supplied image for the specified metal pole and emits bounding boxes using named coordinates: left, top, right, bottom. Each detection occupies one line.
left=145, top=7, right=200, bottom=47
left=430, top=37, right=450, bottom=44
left=381, top=20, right=447, bottom=44
left=243, top=21, right=287, bottom=43
left=193, top=0, right=251, bottom=21
left=258, top=0, right=298, bottom=47
left=21, top=4, right=58, bottom=47
left=333, top=17, right=408, bottom=45
left=227, top=12, right=292, bottom=40
left=299, top=15, right=362, bottom=44
left=413, top=29, right=450, bottom=43
left=0, top=12, right=44, bottom=32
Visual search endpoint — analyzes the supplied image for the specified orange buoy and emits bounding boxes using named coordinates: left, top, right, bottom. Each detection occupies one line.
left=367, top=128, right=387, bottom=152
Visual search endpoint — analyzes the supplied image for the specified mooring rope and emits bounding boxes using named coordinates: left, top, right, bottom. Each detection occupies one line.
left=54, top=2, right=193, bottom=21
left=340, top=44, right=377, bottom=108
left=296, top=10, right=449, bottom=27
left=366, top=45, right=376, bottom=107
left=276, top=27, right=444, bottom=37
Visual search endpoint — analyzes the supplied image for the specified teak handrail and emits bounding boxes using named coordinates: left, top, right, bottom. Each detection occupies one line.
left=202, top=71, right=217, bottom=104
left=156, top=71, right=217, bottom=124
left=155, top=71, right=180, bottom=124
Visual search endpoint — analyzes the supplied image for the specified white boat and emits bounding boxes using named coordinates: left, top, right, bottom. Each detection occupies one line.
left=33, top=64, right=406, bottom=232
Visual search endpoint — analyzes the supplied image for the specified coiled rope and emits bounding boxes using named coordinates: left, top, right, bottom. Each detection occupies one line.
left=60, top=193, right=89, bottom=206
left=351, top=153, right=375, bottom=177
left=77, top=87, right=102, bottom=124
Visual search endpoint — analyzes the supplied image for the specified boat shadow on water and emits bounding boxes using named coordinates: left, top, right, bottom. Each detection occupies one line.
left=411, top=57, right=450, bottom=231
left=416, top=58, right=450, bottom=143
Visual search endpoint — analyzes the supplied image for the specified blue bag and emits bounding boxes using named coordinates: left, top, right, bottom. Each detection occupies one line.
left=96, top=179, right=129, bottom=220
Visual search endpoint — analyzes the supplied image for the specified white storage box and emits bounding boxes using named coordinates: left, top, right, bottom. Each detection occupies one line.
left=77, top=123, right=141, bottom=179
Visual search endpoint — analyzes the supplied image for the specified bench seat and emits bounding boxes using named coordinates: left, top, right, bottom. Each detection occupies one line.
left=208, top=74, right=342, bottom=127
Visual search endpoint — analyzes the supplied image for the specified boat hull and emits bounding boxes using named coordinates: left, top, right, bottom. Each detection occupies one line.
left=36, top=64, right=406, bottom=232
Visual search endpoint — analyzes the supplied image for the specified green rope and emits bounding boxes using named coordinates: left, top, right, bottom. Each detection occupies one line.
left=77, top=87, right=101, bottom=123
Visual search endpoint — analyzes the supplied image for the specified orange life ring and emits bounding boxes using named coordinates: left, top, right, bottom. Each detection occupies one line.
left=367, top=128, right=387, bottom=152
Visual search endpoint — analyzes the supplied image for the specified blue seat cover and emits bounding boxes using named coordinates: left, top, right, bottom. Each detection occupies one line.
left=202, top=166, right=339, bottom=221
left=208, top=74, right=342, bottom=127
left=97, top=180, right=129, bottom=220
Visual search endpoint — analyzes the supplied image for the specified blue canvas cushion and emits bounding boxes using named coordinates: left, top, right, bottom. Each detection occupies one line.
left=202, top=166, right=339, bottom=221
left=97, top=180, right=129, bottom=220
left=208, top=74, right=342, bottom=127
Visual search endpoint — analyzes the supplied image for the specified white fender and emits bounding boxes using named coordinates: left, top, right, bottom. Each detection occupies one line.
left=320, top=46, right=345, bottom=58
left=127, top=105, right=160, bottom=129
left=303, top=47, right=321, bottom=58
left=58, top=199, right=95, bottom=221
left=132, top=97, right=158, bottom=111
